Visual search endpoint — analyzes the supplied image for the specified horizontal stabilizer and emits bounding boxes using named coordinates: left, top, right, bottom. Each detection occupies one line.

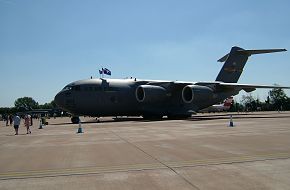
left=218, top=48, right=287, bottom=62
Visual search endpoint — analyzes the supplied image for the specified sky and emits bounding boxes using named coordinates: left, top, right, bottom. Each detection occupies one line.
left=1, top=0, right=290, bottom=107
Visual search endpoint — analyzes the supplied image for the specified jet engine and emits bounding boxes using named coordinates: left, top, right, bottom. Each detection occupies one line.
left=135, top=85, right=167, bottom=103
left=182, top=85, right=214, bottom=103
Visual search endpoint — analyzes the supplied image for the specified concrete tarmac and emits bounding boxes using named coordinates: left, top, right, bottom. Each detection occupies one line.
left=1, top=112, right=290, bottom=189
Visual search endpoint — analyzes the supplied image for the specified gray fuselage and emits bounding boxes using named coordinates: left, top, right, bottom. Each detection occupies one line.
left=54, top=78, right=229, bottom=118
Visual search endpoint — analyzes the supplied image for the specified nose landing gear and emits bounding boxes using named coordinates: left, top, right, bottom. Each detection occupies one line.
left=71, top=116, right=80, bottom=124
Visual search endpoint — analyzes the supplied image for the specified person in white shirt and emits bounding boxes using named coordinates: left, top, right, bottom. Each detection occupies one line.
left=13, top=114, right=21, bottom=135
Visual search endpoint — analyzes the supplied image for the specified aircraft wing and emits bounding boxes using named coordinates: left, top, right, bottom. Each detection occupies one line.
left=146, top=80, right=290, bottom=92
left=146, top=81, right=194, bottom=90
left=147, top=81, right=193, bottom=86
left=211, top=82, right=290, bottom=92
left=217, top=82, right=290, bottom=89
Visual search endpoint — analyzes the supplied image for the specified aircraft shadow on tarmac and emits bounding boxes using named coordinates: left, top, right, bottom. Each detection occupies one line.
left=189, top=113, right=290, bottom=121
left=51, top=117, right=162, bottom=125
left=50, top=112, right=290, bottom=125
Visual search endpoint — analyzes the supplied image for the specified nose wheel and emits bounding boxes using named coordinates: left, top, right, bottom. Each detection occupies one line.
left=71, top=116, right=80, bottom=124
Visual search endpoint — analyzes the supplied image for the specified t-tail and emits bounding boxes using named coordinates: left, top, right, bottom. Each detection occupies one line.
left=215, top=46, right=287, bottom=83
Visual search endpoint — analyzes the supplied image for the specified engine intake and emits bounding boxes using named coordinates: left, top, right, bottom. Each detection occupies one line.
left=182, top=85, right=214, bottom=103
left=136, top=85, right=167, bottom=103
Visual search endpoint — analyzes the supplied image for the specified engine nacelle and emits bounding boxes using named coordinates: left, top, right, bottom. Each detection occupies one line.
left=182, top=85, right=214, bottom=103
left=136, top=85, right=167, bottom=103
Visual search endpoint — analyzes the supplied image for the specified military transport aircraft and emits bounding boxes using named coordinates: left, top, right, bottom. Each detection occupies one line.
left=54, top=46, right=289, bottom=123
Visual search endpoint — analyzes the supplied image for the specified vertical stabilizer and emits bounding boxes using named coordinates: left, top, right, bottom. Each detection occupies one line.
left=215, top=46, right=286, bottom=83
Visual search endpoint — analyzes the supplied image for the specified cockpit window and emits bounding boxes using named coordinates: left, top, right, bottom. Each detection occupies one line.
left=62, top=85, right=72, bottom=91
left=63, top=85, right=81, bottom=91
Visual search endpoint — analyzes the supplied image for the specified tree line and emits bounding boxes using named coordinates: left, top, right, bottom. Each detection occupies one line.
left=230, top=88, right=290, bottom=112
left=0, top=97, right=57, bottom=115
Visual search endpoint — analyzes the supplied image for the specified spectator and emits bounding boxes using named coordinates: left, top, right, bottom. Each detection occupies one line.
left=24, top=114, right=32, bottom=134
left=13, top=114, right=21, bottom=135
left=5, top=114, right=9, bottom=126
left=9, top=114, right=13, bottom=125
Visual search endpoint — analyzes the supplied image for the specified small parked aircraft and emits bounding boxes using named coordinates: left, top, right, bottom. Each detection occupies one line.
left=200, top=97, right=234, bottom=113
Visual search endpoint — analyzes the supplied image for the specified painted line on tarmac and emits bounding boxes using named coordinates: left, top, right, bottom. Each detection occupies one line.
left=0, top=152, right=289, bottom=180
left=165, top=152, right=290, bottom=168
left=0, top=163, right=166, bottom=180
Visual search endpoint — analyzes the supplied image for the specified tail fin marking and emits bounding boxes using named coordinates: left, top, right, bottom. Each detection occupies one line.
left=215, top=46, right=286, bottom=83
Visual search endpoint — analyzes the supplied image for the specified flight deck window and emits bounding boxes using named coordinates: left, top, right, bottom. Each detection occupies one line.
left=63, top=86, right=72, bottom=91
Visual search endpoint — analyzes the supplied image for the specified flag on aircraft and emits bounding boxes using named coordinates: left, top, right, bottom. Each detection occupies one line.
left=103, top=68, right=111, bottom=75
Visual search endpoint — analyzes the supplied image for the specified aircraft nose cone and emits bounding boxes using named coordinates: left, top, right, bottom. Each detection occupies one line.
left=54, top=92, right=65, bottom=109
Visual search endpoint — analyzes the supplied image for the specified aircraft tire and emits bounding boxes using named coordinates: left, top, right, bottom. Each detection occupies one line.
left=71, top=116, right=80, bottom=124
left=167, top=114, right=191, bottom=120
left=142, top=114, right=163, bottom=120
